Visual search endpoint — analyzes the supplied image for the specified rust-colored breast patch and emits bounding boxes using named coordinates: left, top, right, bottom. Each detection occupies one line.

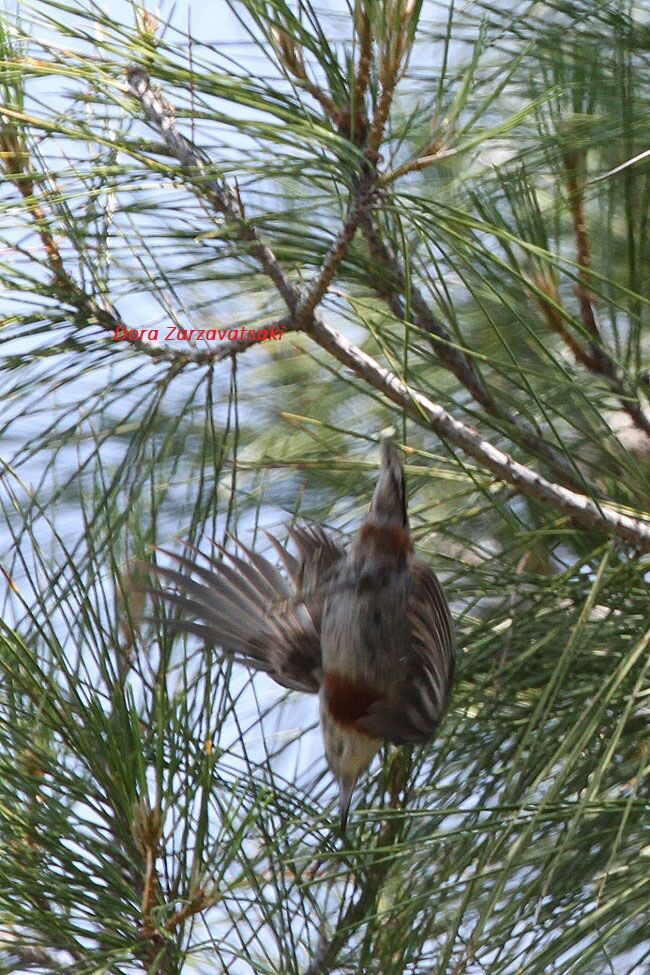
left=323, top=670, right=379, bottom=729
left=358, top=522, right=413, bottom=557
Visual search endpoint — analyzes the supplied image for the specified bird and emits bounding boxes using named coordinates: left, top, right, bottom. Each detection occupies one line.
left=149, top=438, right=455, bottom=831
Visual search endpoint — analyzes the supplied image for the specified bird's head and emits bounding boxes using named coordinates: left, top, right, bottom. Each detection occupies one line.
left=320, top=697, right=381, bottom=832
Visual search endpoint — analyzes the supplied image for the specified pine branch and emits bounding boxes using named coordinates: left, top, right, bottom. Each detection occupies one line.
left=529, top=152, right=650, bottom=440
left=0, top=940, right=65, bottom=972
left=0, top=105, right=220, bottom=370
left=305, top=315, right=650, bottom=549
left=126, top=66, right=650, bottom=552
left=303, top=753, right=410, bottom=975
left=126, top=67, right=303, bottom=315
left=359, top=213, right=590, bottom=492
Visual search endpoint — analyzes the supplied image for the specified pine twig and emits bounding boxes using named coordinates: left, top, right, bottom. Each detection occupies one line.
left=303, top=760, right=408, bottom=975
left=127, top=67, right=650, bottom=552
left=368, top=0, right=418, bottom=153
left=352, top=1, right=373, bottom=134
left=127, top=66, right=303, bottom=315
left=359, top=214, right=590, bottom=493
left=0, top=106, right=228, bottom=371
left=305, top=315, right=650, bottom=550
left=533, top=151, right=650, bottom=441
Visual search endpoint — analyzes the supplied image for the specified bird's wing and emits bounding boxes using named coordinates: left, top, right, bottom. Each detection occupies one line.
left=355, top=560, right=455, bottom=744
left=149, top=526, right=346, bottom=694
left=266, top=523, right=345, bottom=626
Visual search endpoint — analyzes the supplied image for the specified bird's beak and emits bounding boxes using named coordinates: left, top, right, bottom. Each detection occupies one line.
left=339, top=778, right=356, bottom=834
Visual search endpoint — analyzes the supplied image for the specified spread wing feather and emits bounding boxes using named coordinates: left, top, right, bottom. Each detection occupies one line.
left=148, top=527, right=345, bottom=693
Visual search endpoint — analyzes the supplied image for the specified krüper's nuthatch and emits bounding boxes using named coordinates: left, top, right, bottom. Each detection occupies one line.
left=151, top=439, right=455, bottom=830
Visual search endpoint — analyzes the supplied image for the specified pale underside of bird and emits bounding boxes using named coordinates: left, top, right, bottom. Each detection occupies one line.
left=150, top=440, right=455, bottom=830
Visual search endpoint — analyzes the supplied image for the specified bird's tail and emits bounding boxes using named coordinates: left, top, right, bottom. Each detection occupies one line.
left=367, top=437, right=408, bottom=528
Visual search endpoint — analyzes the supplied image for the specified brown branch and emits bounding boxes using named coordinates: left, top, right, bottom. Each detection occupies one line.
left=270, top=27, right=344, bottom=127
left=80, top=297, right=236, bottom=366
left=164, top=887, right=220, bottom=933
left=128, top=65, right=370, bottom=336
left=131, top=800, right=163, bottom=919
left=360, top=213, right=499, bottom=405
left=0, top=937, right=65, bottom=971
left=1, top=116, right=69, bottom=288
left=367, top=59, right=396, bottom=156
left=352, top=2, right=373, bottom=125
left=360, top=215, right=590, bottom=493
left=296, top=171, right=377, bottom=324
left=128, top=66, right=303, bottom=315
left=380, top=145, right=455, bottom=184
left=534, top=272, right=599, bottom=369
left=127, top=67, right=650, bottom=552
left=1, top=111, right=228, bottom=371
left=302, top=81, right=346, bottom=127
left=269, top=26, right=372, bottom=145
left=559, top=154, right=650, bottom=437
left=563, top=153, right=600, bottom=342
left=532, top=193, right=650, bottom=441
left=89, top=301, right=295, bottom=366
left=304, top=315, right=650, bottom=550
left=367, top=0, right=417, bottom=153
left=131, top=800, right=173, bottom=975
